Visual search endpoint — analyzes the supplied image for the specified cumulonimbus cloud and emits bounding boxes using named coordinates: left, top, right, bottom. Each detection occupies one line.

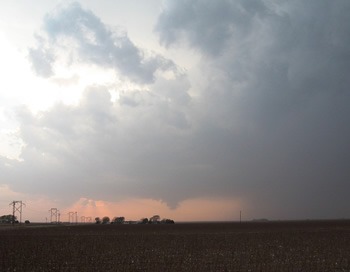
left=3, top=0, right=350, bottom=218
left=154, top=0, right=350, bottom=217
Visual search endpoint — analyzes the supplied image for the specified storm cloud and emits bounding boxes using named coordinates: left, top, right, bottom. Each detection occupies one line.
left=155, top=0, right=350, bottom=217
left=2, top=0, right=350, bottom=219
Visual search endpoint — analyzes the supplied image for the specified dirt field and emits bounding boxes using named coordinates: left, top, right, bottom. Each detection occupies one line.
left=1, top=220, right=350, bottom=271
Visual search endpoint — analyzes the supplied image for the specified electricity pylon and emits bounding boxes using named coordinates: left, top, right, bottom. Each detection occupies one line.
left=9, top=201, right=25, bottom=226
left=48, top=208, right=59, bottom=224
left=68, top=212, right=75, bottom=223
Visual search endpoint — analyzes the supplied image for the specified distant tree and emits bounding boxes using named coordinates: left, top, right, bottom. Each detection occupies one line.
left=149, top=215, right=160, bottom=224
left=161, top=218, right=175, bottom=224
left=112, top=217, right=125, bottom=224
left=140, top=218, right=148, bottom=224
left=0, top=214, right=16, bottom=224
left=102, top=216, right=110, bottom=224
left=25, top=220, right=30, bottom=224
left=95, top=217, right=101, bottom=224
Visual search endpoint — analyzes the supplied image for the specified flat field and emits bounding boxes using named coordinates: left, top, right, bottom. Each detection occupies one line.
left=1, top=220, right=350, bottom=271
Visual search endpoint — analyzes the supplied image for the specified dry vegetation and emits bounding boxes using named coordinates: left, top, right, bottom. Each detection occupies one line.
left=1, top=220, right=350, bottom=271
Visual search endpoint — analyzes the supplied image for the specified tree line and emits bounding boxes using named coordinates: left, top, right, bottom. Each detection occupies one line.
left=0, top=215, right=30, bottom=224
left=94, top=215, right=175, bottom=224
left=0, top=214, right=175, bottom=225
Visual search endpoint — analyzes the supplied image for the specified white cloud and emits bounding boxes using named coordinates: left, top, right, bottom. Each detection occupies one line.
left=29, top=2, right=177, bottom=84
left=2, top=76, right=193, bottom=208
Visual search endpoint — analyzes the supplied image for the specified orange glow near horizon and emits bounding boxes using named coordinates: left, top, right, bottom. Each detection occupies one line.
left=62, top=197, right=243, bottom=222
left=0, top=185, right=243, bottom=222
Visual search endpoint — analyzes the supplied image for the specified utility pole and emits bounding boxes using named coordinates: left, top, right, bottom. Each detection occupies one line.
left=9, top=201, right=25, bottom=226
left=48, top=208, right=59, bottom=224
left=240, top=210, right=242, bottom=224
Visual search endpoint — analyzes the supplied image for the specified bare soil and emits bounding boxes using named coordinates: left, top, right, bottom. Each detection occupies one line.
left=1, top=220, right=350, bottom=271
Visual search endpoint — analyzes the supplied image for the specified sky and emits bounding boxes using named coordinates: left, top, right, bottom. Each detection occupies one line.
left=1, top=0, right=350, bottom=222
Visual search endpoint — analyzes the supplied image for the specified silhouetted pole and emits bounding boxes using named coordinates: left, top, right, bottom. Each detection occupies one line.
left=240, top=210, right=242, bottom=224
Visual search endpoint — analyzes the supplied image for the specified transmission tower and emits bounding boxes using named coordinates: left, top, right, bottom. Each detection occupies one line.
left=48, top=208, right=59, bottom=224
left=68, top=212, right=75, bottom=223
left=9, top=201, right=25, bottom=226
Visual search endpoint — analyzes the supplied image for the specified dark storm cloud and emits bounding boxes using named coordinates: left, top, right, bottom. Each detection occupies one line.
left=154, top=0, right=350, bottom=218
left=29, top=2, right=175, bottom=83
left=2, top=1, right=350, bottom=218
left=155, top=0, right=268, bottom=56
